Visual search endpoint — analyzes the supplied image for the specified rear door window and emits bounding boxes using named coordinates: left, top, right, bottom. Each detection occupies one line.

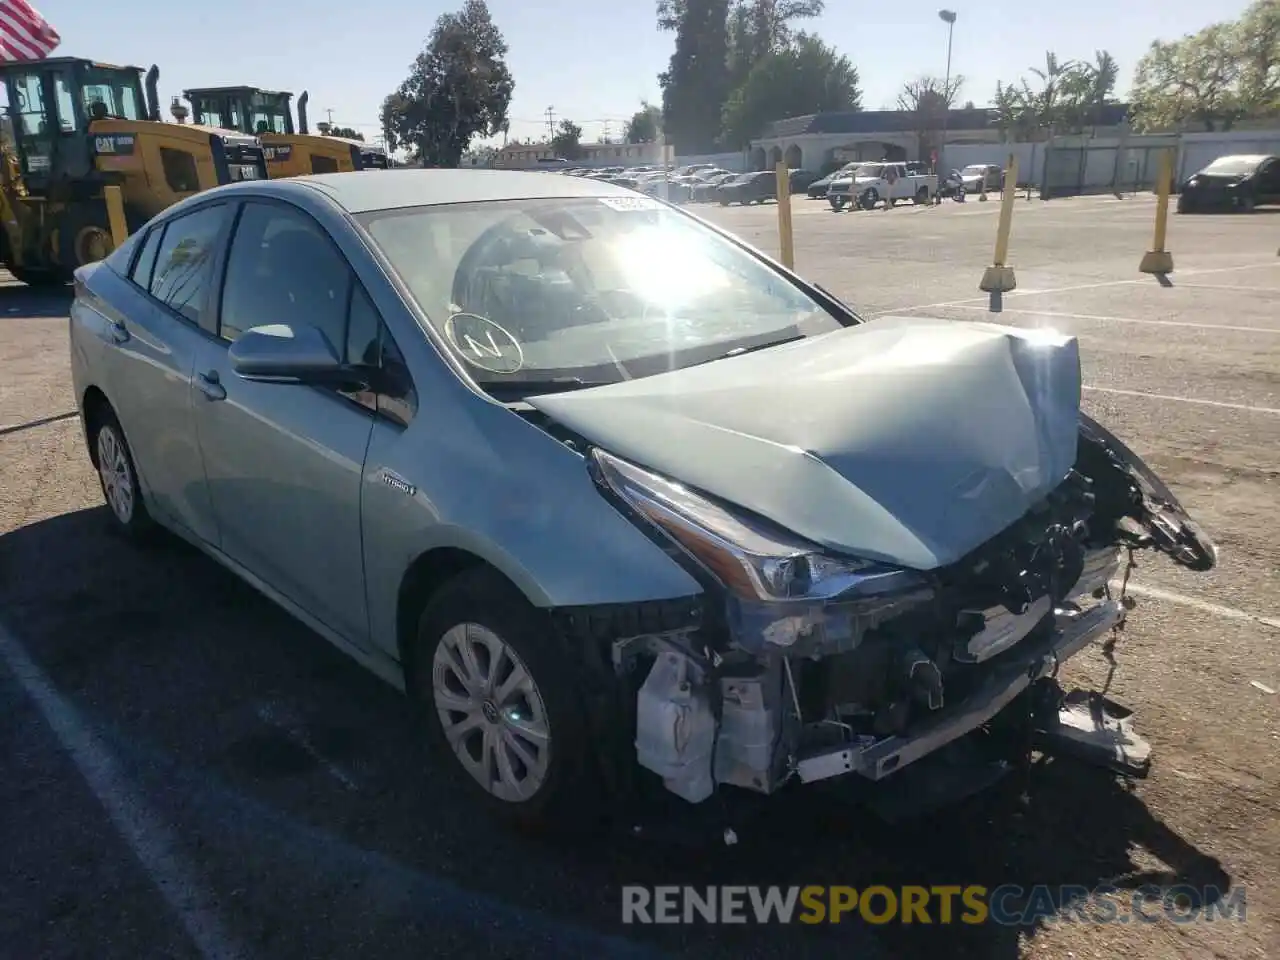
left=149, top=204, right=231, bottom=328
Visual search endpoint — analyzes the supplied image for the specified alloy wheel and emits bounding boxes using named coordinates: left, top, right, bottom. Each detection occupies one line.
left=96, top=425, right=134, bottom=524
left=431, top=622, right=552, bottom=803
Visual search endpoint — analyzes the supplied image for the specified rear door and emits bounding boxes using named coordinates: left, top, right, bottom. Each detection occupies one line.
left=189, top=198, right=376, bottom=645
left=88, top=203, right=234, bottom=546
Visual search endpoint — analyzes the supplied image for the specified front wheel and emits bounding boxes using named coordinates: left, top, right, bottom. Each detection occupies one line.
left=858, top=188, right=880, bottom=210
left=913, top=186, right=930, bottom=205
left=408, top=567, right=601, bottom=831
left=828, top=196, right=847, bottom=211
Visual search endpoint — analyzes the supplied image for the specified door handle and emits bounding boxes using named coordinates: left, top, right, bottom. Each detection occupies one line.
left=196, top=369, right=226, bottom=401
left=107, top=319, right=129, bottom=344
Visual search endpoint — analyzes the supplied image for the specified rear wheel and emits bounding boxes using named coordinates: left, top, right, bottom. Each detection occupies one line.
left=88, top=405, right=155, bottom=540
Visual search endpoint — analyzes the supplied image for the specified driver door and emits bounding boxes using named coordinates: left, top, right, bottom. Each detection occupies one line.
left=190, top=198, right=376, bottom=646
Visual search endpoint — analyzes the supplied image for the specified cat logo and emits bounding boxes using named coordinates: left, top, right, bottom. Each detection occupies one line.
left=93, top=134, right=136, bottom=156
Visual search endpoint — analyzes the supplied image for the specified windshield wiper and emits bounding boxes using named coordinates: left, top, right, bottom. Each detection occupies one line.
left=713, top=334, right=806, bottom=362
left=479, top=376, right=613, bottom=397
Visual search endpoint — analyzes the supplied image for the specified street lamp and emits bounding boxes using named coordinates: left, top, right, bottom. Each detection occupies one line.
left=937, top=9, right=957, bottom=173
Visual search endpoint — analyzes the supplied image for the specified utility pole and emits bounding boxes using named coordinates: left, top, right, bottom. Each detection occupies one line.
left=544, top=105, right=556, bottom=140
left=325, top=108, right=335, bottom=127
left=937, top=9, right=957, bottom=173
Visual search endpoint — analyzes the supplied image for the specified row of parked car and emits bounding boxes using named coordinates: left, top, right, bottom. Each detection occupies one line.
left=556, top=163, right=823, bottom=206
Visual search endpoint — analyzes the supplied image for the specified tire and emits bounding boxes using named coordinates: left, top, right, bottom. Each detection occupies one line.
left=828, top=196, right=847, bottom=212
left=858, top=187, right=879, bottom=210
left=9, top=265, right=67, bottom=287
left=1238, top=195, right=1256, bottom=213
left=407, top=567, right=601, bottom=831
left=57, top=202, right=117, bottom=278
left=88, top=405, right=155, bottom=541
left=719, top=199, right=729, bottom=206
left=913, top=186, right=930, bottom=205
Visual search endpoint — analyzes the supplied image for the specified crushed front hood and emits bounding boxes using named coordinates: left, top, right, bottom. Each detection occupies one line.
left=529, top=317, right=1082, bottom=571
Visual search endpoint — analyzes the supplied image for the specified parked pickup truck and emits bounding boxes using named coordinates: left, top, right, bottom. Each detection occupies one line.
left=828, top=161, right=938, bottom=210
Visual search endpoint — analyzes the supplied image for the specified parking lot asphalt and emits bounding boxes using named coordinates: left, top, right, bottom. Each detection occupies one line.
left=2, top=194, right=1278, bottom=960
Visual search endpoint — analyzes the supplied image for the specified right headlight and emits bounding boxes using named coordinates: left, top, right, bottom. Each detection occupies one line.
left=589, top=447, right=922, bottom=604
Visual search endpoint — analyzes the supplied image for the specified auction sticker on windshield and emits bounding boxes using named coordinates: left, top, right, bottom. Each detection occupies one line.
left=597, top=196, right=663, bottom=212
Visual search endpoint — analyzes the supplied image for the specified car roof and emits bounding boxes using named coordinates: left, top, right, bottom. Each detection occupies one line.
left=252, top=168, right=646, bottom=214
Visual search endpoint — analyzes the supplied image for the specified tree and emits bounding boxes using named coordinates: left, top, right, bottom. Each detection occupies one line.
left=1235, top=0, right=1280, bottom=117
left=655, top=0, right=824, bottom=152
left=326, top=126, right=365, bottom=140
left=550, top=119, right=584, bottom=159
left=1131, top=24, right=1244, bottom=130
left=657, top=0, right=732, bottom=153
left=624, top=101, right=663, bottom=142
left=991, top=80, right=1039, bottom=141
left=896, top=74, right=963, bottom=161
left=720, top=33, right=860, bottom=147
left=380, top=0, right=514, bottom=167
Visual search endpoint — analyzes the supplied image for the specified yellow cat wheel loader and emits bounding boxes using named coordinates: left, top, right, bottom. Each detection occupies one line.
left=181, top=87, right=389, bottom=178
left=0, top=58, right=268, bottom=285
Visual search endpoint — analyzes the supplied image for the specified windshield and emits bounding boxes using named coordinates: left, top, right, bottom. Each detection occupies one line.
left=962, top=165, right=988, bottom=175
left=81, top=67, right=143, bottom=121
left=1201, top=156, right=1263, bottom=177
left=853, top=163, right=884, bottom=178
left=358, top=196, right=846, bottom=392
left=248, top=92, right=289, bottom=135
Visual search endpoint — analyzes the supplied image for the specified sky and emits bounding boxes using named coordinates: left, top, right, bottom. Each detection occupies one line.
left=41, top=0, right=1253, bottom=150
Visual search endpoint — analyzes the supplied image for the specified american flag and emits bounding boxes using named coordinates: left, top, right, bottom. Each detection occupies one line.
left=0, top=0, right=61, bottom=61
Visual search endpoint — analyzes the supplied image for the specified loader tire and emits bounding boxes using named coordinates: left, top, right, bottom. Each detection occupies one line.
left=57, top=202, right=117, bottom=278
left=9, top=265, right=67, bottom=287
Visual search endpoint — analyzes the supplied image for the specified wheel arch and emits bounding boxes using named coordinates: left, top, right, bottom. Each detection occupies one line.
left=81, top=384, right=114, bottom=467
left=394, top=546, right=535, bottom=673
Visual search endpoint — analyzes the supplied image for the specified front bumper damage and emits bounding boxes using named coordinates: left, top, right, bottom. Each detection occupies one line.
left=618, top=544, right=1151, bottom=813
left=795, top=598, right=1124, bottom=785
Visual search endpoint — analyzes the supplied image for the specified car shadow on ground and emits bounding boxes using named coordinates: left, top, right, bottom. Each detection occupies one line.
left=0, top=280, right=72, bottom=319
left=0, top=507, right=1233, bottom=959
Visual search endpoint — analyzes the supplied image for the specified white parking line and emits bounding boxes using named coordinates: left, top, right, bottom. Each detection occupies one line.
left=1119, top=583, right=1280, bottom=631
left=0, top=619, right=247, bottom=960
left=1173, top=283, right=1280, bottom=295
left=874, top=260, right=1280, bottom=316
left=1083, top=385, right=1280, bottom=415
left=942, top=304, right=1280, bottom=335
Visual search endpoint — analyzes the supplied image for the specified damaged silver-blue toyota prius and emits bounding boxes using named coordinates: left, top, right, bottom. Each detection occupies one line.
left=69, top=170, right=1217, bottom=834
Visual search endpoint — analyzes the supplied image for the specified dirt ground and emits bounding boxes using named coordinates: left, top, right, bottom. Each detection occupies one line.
left=0, top=191, right=1277, bottom=960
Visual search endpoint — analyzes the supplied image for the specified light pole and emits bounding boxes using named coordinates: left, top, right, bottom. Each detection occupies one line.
left=938, top=9, right=957, bottom=173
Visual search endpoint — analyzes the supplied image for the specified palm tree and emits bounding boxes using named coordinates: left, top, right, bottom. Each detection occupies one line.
left=1029, top=51, right=1077, bottom=133
left=1088, top=50, right=1119, bottom=131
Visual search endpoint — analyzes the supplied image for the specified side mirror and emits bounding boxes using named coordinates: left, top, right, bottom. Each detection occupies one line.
left=228, top=323, right=366, bottom=388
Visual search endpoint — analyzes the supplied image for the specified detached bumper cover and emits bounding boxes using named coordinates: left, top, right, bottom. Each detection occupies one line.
left=796, top=599, right=1125, bottom=784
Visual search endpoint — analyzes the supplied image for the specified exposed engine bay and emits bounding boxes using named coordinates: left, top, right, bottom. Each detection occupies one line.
left=601, top=415, right=1216, bottom=806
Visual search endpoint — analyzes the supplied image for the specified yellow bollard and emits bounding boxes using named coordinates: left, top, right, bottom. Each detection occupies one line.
left=774, top=160, right=795, bottom=270
left=979, top=153, right=1019, bottom=293
left=103, top=185, right=129, bottom=251
left=1139, top=149, right=1174, bottom=275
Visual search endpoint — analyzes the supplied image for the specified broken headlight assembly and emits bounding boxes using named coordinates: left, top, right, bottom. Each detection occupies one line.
left=589, top=448, right=933, bottom=655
